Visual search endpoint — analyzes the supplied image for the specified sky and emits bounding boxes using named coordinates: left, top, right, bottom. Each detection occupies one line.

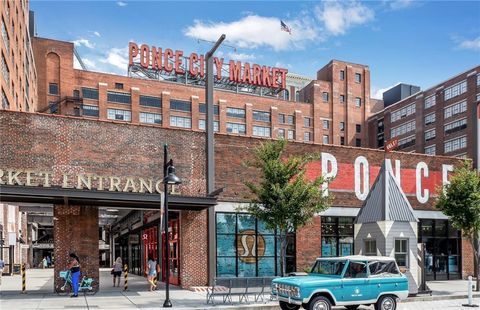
left=30, top=0, right=480, bottom=99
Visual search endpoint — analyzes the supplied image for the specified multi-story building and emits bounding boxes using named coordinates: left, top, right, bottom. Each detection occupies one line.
left=0, top=0, right=37, bottom=112
left=368, top=66, right=480, bottom=165
left=32, top=37, right=376, bottom=148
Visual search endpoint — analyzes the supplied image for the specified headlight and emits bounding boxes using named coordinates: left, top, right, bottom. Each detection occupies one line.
left=272, top=283, right=278, bottom=293
left=291, top=286, right=300, bottom=298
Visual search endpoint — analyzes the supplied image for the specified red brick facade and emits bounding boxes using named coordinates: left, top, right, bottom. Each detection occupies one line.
left=296, top=217, right=322, bottom=272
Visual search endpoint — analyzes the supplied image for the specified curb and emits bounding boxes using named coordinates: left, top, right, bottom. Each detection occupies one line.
left=405, top=293, right=480, bottom=303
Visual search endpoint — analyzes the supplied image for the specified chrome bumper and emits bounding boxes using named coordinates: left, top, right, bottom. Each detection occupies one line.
left=273, top=295, right=303, bottom=305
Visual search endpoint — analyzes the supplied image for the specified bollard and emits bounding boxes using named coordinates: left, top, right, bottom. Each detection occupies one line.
left=21, top=263, right=26, bottom=294
left=462, top=276, right=479, bottom=307
left=123, top=264, right=128, bottom=291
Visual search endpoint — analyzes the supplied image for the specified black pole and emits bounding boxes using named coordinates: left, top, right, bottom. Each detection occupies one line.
left=163, top=144, right=172, bottom=307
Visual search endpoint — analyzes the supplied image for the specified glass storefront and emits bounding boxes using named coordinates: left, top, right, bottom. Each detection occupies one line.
left=321, top=217, right=354, bottom=257
left=418, top=219, right=461, bottom=280
left=216, top=212, right=295, bottom=277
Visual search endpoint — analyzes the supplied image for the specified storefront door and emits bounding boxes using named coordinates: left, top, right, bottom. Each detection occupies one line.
left=163, top=218, right=180, bottom=285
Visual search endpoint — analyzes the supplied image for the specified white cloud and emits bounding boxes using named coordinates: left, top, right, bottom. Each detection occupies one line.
left=458, top=37, right=480, bottom=51
left=389, top=0, right=414, bottom=10
left=99, top=47, right=129, bottom=73
left=117, top=1, right=127, bottom=7
left=93, top=31, right=101, bottom=37
left=73, top=38, right=95, bottom=49
left=315, top=1, right=374, bottom=36
left=372, top=82, right=402, bottom=99
left=83, top=58, right=96, bottom=70
left=184, top=15, right=318, bottom=51
left=227, top=52, right=256, bottom=62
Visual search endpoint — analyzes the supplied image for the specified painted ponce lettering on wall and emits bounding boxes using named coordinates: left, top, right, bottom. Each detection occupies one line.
left=128, top=42, right=288, bottom=89
left=0, top=168, right=164, bottom=194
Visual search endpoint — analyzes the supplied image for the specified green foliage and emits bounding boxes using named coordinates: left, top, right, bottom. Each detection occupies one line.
left=436, top=161, right=480, bottom=239
left=243, top=139, right=332, bottom=232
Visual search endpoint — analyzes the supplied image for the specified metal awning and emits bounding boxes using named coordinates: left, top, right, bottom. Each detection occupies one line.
left=0, top=185, right=216, bottom=211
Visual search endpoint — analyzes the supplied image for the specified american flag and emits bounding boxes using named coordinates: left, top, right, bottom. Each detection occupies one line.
left=280, top=20, right=291, bottom=35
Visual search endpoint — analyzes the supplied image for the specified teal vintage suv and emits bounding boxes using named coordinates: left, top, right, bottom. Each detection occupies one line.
left=272, top=256, right=408, bottom=310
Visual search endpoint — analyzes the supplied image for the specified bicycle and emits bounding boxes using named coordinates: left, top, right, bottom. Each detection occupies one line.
left=55, top=270, right=98, bottom=295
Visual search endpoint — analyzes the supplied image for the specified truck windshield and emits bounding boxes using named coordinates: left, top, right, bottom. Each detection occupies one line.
left=311, top=260, right=346, bottom=275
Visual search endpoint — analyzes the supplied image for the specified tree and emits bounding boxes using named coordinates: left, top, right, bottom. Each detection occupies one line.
left=242, top=139, right=332, bottom=276
left=436, top=162, right=480, bottom=291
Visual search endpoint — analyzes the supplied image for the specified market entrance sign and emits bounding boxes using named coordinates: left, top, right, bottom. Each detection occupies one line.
left=128, top=42, right=288, bottom=89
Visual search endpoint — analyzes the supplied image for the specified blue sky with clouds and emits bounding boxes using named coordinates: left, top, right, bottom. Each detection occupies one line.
left=30, top=0, right=479, bottom=98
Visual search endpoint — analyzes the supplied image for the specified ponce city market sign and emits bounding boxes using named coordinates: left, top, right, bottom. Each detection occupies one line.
left=128, top=42, right=289, bottom=89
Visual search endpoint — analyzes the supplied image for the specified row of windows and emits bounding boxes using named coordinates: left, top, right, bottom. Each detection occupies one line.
left=424, top=95, right=436, bottom=109
left=140, top=95, right=161, bottom=108
left=107, top=108, right=131, bottom=121
left=444, top=136, right=467, bottom=153
left=198, top=103, right=219, bottom=115
left=140, top=112, right=162, bottom=124
left=1, top=20, right=9, bottom=53
left=279, top=114, right=295, bottom=125
left=1, top=88, right=9, bottom=109
left=398, top=135, right=415, bottom=149
left=391, top=103, right=415, bottom=123
left=1, top=53, right=9, bottom=87
left=198, top=119, right=219, bottom=132
left=444, top=100, right=467, bottom=119
left=278, top=128, right=295, bottom=140
left=83, top=105, right=99, bottom=117
left=107, top=91, right=131, bottom=104
left=444, top=118, right=467, bottom=135
left=425, top=129, right=436, bottom=142
left=170, top=99, right=191, bottom=112
left=226, top=107, right=245, bottom=119
left=226, top=122, right=246, bottom=134
left=252, top=110, right=271, bottom=122
left=252, top=125, right=271, bottom=137
left=425, top=113, right=436, bottom=126
left=425, top=145, right=436, bottom=155
left=477, top=74, right=480, bottom=86
left=444, top=80, right=467, bottom=101
left=391, top=120, right=415, bottom=138
left=170, top=115, right=191, bottom=128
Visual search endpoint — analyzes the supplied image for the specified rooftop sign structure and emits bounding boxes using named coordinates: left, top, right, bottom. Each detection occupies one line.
left=127, top=42, right=289, bottom=98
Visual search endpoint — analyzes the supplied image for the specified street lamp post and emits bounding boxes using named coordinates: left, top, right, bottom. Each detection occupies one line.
left=162, top=144, right=181, bottom=308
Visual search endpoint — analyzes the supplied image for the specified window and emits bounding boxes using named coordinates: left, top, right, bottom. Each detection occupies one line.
left=391, top=120, right=416, bottom=138
left=48, top=83, right=58, bottom=95
left=73, top=90, right=80, bottom=98
left=287, top=115, right=295, bottom=125
left=83, top=105, right=99, bottom=117
left=355, top=73, right=361, bottom=83
left=114, top=83, right=123, bottom=90
left=226, top=107, right=245, bottom=119
left=140, top=112, right=162, bottom=124
left=322, top=92, right=329, bottom=102
left=253, top=110, right=271, bottom=122
left=444, top=118, right=467, bottom=135
left=344, top=261, right=367, bottom=278
left=444, top=136, right=467, bottom=153
left=424, top=95, right=436, bottom=109
left=369, top=261, right=400, bottom=276
left=340, top=94, right=345, bottom=103
left=287, top=129, right=295, bottom=140
left=355, top=97, right=361, bottom=107
left=444, top=80, right=467, bottom=101
left=425, top=129, right=436, bottom=142
left=304, top=117, right=312, bottom=127
left=424, top=113, right=436, bottom=126
left=82, top=87, right=99, bottom=100
left=394, top=239, right=408, bottom=267
left=1, top=53, right=9, bottom=86
left=322, top=120, right=329, bottom=129
left=198, top=119, right=219, bottom=132
left=477, top=74, right=480, bottom=86
left=278, top=114, right=286, bottom=124
left=198, top=103, right=219, bottom=115
left=340, top=137, right=345, bottom=145
left=1, top=88, right=9, bottom=109
left=1, top=19, right=9, bottom=53
left=140, top=95, right=162, bottom=108
left=278, top=128, right=285, bottom=139
left=425, top=145, right=436, bottom=155
left=340, top=70, right=345, bottom=81
left=356, top=124, right=361, bottom=133
left=295, top=91, right=300, bottom=102
left=216, top=212, right=295, bottom=277
left=321, top=217, right=354, bottom=257
left=398, top=135, right=416, bottom=149
left=170, top=99, right=191, bottom=112
left=226, top=122, right=246, bottom=134
left=444, top=100, right=467, bottom=119
left=364, top=239, right=376, bottom=256
left=304, top=132, right=312, bottom=142
left=252, top=125, right=271, bottom=137
left=356, top=139, right=362, bottom=147
left=107, top=108, right=131, bottom=121
left=323, top=135, right=329, bottom=144
left=390, top=103, right=416, bottom=122
left=170, top=115, right=191, bottom=128
left=340, top=122, right=345, bottom=131
left=107, top=91, right=131, bottom=104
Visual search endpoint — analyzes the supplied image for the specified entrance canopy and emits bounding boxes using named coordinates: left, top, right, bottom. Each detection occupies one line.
left=0, top=185, right=216, bottom=210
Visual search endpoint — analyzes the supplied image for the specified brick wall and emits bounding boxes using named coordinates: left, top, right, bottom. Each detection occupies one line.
left=53, top=205, right=99, bottom=287
left=462, top=238, right=475, bottom=278
left=296, top=217, right=322, bottom=272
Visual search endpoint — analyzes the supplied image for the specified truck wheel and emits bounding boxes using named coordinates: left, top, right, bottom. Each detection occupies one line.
left=308, top=296, right=331, bottom=310
left=375, top=295, right=396, bottom=310
left=279, top=301, right=300, bottom=310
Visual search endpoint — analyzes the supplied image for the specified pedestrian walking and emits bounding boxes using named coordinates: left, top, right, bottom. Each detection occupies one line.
left=47, top=256, right=51, bottom=268
left=0, top=258, right=5, bottom=285
left=111, top=257, right=122, bottom=287
left=66, top=253, right=81, bottom=297
left=145, top=255, right=157, bottom=291
left=42, top=257, right=47, bottom=269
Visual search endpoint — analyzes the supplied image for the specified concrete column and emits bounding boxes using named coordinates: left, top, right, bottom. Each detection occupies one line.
left=98, top=82, right=108, bottom=120
left=131, top=87, right=140, bottom=124
left=162, top=91, right=171, bottom=128
left=53, top=205, right=99, bottom=289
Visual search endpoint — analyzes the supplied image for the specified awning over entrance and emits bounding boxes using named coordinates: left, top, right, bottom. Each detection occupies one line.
left=0, top=185, right=216, bottom=210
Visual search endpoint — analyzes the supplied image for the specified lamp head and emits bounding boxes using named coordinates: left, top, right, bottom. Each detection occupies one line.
left=163, top=165, right=182, bottom=185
